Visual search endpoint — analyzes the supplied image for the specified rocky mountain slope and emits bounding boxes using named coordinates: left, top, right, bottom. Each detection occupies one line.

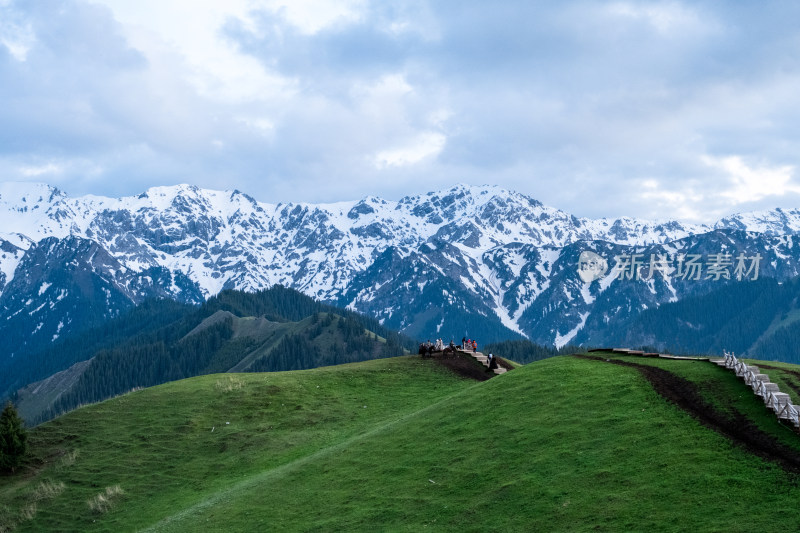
left=2, top=181, right=800, bottom=356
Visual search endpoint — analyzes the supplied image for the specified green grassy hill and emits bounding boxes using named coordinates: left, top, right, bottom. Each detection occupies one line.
left=4, top=352, right=800, bottom=531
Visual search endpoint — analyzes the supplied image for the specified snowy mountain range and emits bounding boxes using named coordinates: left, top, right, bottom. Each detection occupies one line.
left=3, top=181, right=800, bottom=360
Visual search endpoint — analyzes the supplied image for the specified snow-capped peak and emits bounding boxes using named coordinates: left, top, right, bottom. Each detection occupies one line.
left=2, top=180, right=800, bottom=350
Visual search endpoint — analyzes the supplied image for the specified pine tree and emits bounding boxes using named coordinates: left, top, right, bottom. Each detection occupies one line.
left=0, top=402, right=27, bottom=473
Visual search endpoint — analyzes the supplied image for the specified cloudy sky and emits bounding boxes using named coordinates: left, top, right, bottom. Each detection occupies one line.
left=1, top=0, right=800, bottom=222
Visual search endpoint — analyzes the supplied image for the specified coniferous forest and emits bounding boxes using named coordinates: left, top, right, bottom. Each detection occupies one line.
left=482, top=339, right=585, bottom=364
left=612, top=277, right=800, bottom=360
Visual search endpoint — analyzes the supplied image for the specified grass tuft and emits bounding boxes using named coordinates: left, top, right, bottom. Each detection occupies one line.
left=214, top=376, right=244, bottom=392
left=30, top=480, right=65, bottom=502
left=19, top=503, right=37, bottom=522
left=0, top=505, right=16, bottom=533
left=87, top=485, right=125, bottom=514
left=56, top=448, right=79, bottom=471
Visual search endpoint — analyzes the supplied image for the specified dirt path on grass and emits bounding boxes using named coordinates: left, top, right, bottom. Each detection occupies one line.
left=575, top=354, right=800, bottom=474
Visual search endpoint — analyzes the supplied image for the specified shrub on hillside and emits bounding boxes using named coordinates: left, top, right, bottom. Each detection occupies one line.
left=0, top=402, right=27, bottom=473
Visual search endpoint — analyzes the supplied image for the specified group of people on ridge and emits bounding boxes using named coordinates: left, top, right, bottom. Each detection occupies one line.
left=418, top=338, right=450, bottom=357
left=417, top=336, right=499, bottom=371
left=461, top=337, right=477, bottom=353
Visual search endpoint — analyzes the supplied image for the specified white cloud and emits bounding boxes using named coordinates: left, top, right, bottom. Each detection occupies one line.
left=5, top=158, right=105, bottom=188
left=19, top=163, right=62, bottom=177
left=631, top=156, right=800, bottom=223
left=236, top=116, right=275, bottom=138
left=0, top=1, right=35, bottom=61
left=702, top=155, right=800, bottom=204
left=636, top=179, right=707, bottom=222
left=374, top=131, right=446, bottom=169
left=92, top=0, right=294, bottom=102
left=263, top=0, right=367, bottom=34
left=606, top=1, right=703, bottom=34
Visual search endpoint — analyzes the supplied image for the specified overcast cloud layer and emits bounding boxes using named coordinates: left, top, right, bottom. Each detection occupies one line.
left=1, top=0, right=800, bottom=222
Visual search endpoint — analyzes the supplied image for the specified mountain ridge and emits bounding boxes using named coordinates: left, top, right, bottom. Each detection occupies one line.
left=3, top=181, right=800, bottom=351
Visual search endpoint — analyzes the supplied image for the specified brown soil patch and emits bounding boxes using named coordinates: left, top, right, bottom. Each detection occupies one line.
left=430, top=352, right=491, bottom=382
left=496, top=357, right=514, bottom=371
left=575, top=354, right=800, bottom=474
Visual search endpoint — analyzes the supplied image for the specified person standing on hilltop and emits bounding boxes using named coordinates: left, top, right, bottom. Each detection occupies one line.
left=472, top=339, right=477, bottom=353
left=462, top=337, right=466, bottom=350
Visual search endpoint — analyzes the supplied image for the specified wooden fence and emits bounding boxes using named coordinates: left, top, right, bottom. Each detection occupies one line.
left=718, top=351, right=800, bottom=428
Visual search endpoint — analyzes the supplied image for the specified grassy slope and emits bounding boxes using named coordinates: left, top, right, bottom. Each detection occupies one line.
left=154, top=356, right=800, bottom=532
left=0, top=357, right=474, bottom=532
left=15, top=359, right=94, bottom=423
left=597, top=354, right=800, bottom=453
left=4, top=354, right=800, bottom=531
